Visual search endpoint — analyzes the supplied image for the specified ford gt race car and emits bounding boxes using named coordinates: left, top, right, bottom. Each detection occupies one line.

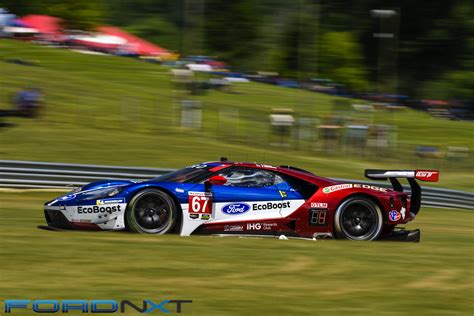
left=42, top=159, right=439, bottom=241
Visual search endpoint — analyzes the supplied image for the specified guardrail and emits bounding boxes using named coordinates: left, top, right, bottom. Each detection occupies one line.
left=1, top=160, right=472, bottom=210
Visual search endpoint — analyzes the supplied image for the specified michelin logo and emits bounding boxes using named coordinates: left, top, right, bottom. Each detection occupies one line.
left=97, top=198, right=125, bottom=205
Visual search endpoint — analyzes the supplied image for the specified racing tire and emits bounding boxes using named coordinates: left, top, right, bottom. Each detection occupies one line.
left=126, top=189, right=178, bottom=234
left=334, top=196, right=383, bottom=241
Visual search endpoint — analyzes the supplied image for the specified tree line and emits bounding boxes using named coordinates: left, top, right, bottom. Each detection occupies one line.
left=2, top=0, right=472, bottom=102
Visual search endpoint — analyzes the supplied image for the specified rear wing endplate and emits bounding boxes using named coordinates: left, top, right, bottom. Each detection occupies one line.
left=364, top=169, right=439, bottom=215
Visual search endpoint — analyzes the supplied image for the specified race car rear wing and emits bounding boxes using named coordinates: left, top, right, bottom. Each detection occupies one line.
left=364, top=169, right=439, bottom=215
left=364, top=170, right=439, bottom=182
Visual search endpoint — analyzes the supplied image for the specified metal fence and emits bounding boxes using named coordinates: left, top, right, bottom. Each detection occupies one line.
left=0, top=160, right=472, bottom=210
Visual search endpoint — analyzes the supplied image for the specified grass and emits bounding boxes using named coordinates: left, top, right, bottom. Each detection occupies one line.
left=0, top=190, right=473, bottom=315
left=0, top=39, right=473, bottom=190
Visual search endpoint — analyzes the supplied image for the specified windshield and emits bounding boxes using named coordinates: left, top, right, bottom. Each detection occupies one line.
left=151, top=165, right=212, bottom=183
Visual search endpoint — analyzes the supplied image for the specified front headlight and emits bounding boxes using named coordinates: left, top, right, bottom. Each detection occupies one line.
left=107, top=187, right=121, bottom=197
left=82, top=187, right=122, bottom=200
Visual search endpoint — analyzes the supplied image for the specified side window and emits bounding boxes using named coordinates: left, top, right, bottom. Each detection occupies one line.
left=218, top=168, right=283, bottom=188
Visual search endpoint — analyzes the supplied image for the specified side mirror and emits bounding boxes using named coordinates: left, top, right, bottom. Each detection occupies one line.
left=206, top=175, right=227, bottom=186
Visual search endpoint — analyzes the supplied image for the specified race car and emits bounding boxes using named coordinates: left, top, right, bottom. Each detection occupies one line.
left=42, top=159, right=439, bottom=241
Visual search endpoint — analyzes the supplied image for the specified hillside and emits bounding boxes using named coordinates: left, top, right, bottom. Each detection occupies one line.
left=0, top=40, right=472, bottom=190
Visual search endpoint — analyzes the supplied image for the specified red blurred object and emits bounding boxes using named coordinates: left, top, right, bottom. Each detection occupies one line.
left=72, top=35, right=125, bottom=51
left=18, top=15, right=63, bottom=36
left=71, top=222, right=101, bottom=230
left=206, top=175, right=227, bottom=186
left=97, top=26, right=169, bottom=56
left=206, top=60, right=228, bottom=68
left=422, top=100, right=450, bottom=107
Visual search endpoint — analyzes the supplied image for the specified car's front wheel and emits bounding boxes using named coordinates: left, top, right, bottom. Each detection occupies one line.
left=334, top=196, right=383, bottom=241
left=125, top=189, right=178, bottom=234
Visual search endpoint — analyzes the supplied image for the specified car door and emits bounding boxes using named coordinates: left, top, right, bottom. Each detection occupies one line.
left=207, top=167, right=284, bottom=221
left=273, top=177, right=308, bottom=217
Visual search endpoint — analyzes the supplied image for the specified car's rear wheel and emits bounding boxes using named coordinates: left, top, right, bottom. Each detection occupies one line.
left=126, top=189, right=178, bottom=234
left=334, top=196, right=383, bottom=241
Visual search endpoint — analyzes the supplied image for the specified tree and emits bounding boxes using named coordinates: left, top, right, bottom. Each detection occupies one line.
left=0, top=0, right=105, bottom=30
left=276, top=9, right=319, bottom=78
left=42, top=0, right=105, bottom=30
left=318, top=32, right=369, bottom=90
left=203, top=0, right=261, bottom=69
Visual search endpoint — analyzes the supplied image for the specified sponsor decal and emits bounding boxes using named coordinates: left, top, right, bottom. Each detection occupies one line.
left=322, top=184, right=387, bottom=194
left=97, top=198, right=125, bottom=205
left=221, top=203, right=251, bottom=215
left=311, top=202, right=328, bottom=208
left=252, top=201, right=290, bottom=211
left=246, top=222, right=278, bottom=231
left=400, top=207, right=406, bottom=220
left=224, top=225, right=244, bottom=232
left=77, top=205, right=122, bottom=214
left=415, top=170, right=439, bottom=181
left=175, top=188, right=184, bottom=193
left=416, top=171, right=435, bottom=177
left=322, top=184, right=352, bottom=193
left=188, top=192, right=212, bottom=214
left=201, top=214, right=210, bottom=220
left=189, top=213, right=199, bottom=220
left=58, top=194, right=76, bottom=201
left=279, top=190, right=287, bottom=198
left=389, top=210, right=401, bottom=221
left=189, top=191, right=211, bottom=197
left=353, top=184, right=387, bottom=192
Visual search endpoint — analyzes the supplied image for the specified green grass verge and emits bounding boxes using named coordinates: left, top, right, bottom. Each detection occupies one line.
left=0, top=191, right=472, bottom=315
left=0, top=39, right=473, bottom=190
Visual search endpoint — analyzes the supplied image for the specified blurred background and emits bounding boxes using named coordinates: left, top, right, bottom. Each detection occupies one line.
left=0, top=2, right=473, bottom=315
left=0, top=0, right=472, bottom=190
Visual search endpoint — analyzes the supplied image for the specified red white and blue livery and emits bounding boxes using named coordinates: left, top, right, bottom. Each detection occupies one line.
left=42, top=159, right=439, bottom=241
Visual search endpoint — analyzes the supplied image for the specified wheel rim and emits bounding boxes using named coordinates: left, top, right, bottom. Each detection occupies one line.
left=133, top=193, right=171, bottom=233
left=340, top=201, right=378, bottom=240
